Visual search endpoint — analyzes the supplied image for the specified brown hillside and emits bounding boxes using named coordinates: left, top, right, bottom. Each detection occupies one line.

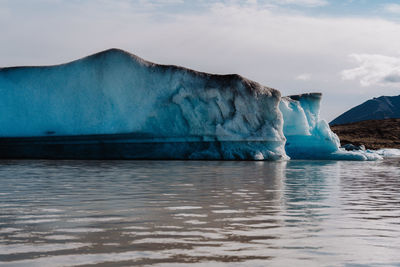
left=331, top=118, right=400, bottom=149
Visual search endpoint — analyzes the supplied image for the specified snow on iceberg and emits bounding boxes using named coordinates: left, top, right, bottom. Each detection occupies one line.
left=0, top=49, right=382, bottom=160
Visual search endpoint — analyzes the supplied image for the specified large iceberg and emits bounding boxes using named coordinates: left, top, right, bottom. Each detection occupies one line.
left=0, top=49, right=380, bottom=160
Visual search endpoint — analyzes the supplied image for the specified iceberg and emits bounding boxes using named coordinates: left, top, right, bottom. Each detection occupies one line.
left=0, top=49, right=382, bottom=160
left=0, top=49, right=286, bottom=160
left=279, top=93, right=382, bottom=160
left=375, top=149, right=400, bottom=158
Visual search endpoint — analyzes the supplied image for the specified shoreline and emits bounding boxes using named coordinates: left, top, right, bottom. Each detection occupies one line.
left=331, top=118, right=400, bottom=150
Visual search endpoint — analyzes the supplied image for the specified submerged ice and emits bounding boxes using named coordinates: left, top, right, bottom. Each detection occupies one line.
left=0, top=49, right=382, bottom=160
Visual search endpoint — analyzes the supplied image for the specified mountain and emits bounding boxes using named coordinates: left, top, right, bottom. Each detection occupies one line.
left=330, top=95, right=400, bottom=125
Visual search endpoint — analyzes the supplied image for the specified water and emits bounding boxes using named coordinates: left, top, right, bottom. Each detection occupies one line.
left=0, top=159, right=399, bottom=267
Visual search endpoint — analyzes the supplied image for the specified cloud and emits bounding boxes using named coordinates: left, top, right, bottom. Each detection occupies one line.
left=136, top=0, right=185, bottom=9
left=383, top=3, right=400, bottom=14
left=232, top=0, right=329, bottom=8
left=273, top=0, right=328, bottom=7
left=341, top=54, right=400, bottom=87
left=383, top=74, right=400, bottom=83
left=296, top=73, right=312, bottom=81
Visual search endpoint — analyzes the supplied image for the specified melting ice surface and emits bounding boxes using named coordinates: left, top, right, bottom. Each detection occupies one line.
left=0, top=49, right=386, bottom=160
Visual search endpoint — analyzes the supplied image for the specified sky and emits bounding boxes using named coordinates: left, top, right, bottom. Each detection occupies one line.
left=1, top=0, right=400, bottom=121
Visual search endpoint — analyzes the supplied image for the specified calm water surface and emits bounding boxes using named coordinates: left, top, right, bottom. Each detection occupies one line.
left=0, top=159, right=399, bottom=266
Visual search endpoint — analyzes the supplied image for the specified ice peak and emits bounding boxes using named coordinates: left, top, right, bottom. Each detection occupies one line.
left=84, top=48, right=149, bottom=65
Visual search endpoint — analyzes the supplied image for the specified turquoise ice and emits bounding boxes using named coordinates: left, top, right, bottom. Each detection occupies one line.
left=0, top=49, right=383, bottom=160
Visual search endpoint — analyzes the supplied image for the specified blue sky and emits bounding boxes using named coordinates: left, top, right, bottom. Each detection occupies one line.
left=1, top=0, right=400, bottom=121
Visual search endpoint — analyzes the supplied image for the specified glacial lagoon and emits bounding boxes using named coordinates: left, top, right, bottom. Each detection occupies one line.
left=0, top=159, right=399, bottom=266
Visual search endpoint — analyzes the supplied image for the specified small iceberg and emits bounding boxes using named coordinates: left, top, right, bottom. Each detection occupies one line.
left=374, top=149, right=400, bottom=158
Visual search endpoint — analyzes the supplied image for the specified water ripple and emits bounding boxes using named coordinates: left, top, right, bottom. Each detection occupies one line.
left=0, top=159, right=399, bottom=266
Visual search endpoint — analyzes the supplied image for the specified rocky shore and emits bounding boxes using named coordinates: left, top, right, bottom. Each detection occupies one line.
left=331, top=118, right=400, bottom=149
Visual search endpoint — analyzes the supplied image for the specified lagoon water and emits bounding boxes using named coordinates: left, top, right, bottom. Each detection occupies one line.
left=0, top=159, right=399, bottom=266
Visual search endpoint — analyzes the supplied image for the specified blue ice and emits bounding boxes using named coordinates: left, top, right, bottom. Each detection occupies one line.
left=0, top=49, right=386, bottom=160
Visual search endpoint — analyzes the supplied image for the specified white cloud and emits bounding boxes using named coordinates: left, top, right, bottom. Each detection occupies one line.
left=137, top=0, right=185, bottom=8
left=240, top=0, right=328, bottom=8
left=296, top=73, right=312, bottom=81
left=383, top=3, right=400, bottom=14
left=273, top=0, right=328, bottom=7
left=153, top=0, right=184, bottom=3
left=341, top=54, right=400, bottom=87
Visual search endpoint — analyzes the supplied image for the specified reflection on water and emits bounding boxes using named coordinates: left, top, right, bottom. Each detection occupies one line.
left=0, top=159, right=399, bottom=266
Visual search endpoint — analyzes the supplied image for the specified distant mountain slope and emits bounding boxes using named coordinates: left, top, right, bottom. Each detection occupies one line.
left=331, top=119, right=400, bottom=149
left=330, top=95, right=400, bottom=125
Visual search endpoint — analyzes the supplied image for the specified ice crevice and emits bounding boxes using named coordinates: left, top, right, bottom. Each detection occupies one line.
left=0, top=48, right=386, bottom=160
